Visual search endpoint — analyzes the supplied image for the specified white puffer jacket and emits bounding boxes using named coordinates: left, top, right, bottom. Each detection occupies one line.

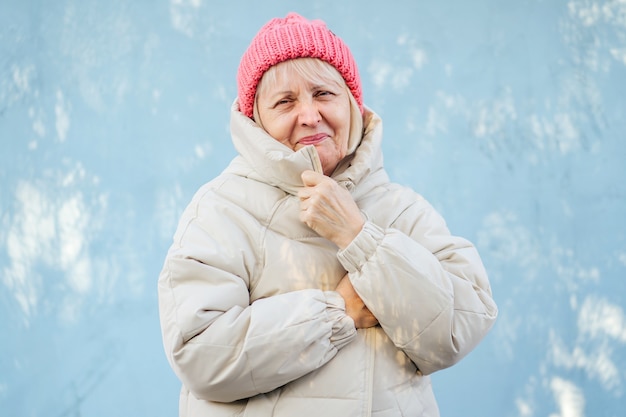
left=158, top=102, right=498, bottom=417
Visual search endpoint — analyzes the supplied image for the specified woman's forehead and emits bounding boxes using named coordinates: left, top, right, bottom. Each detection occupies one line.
left=259, top=60, right=344, bottom=96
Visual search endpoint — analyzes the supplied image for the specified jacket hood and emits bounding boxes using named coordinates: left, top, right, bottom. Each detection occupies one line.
left=229, top=99, right=384, bottom=196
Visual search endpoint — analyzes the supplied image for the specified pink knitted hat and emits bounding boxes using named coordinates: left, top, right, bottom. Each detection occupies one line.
left=237, top=12, right=363, bottom=118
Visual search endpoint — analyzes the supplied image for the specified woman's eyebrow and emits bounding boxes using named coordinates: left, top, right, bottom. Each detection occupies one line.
left=266, top=90, right=293, bottom=99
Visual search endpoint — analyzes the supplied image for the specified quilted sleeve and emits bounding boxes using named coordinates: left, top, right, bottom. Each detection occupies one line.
left=337, top=197, right=497, bottom=375
left=158, top=185, right=356, bottom=402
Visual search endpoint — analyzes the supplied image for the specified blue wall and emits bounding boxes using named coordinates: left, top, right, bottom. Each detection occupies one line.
left=1, top=1, right=625, bottom=416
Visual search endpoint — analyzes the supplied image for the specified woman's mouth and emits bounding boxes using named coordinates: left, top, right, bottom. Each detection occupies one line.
left=298, top=133, right=329, bottom=145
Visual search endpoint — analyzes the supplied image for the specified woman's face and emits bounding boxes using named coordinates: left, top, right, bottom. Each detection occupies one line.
left=255, top=61, right=351, bottom=176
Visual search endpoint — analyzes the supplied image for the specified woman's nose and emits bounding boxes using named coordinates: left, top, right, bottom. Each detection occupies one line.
left=297, top=100, right=321, bottom=126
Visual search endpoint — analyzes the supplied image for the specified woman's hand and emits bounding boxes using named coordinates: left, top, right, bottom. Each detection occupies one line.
left=298, top=170, right=365, bottom=249
left=299, top=172, right=375, bottom=328
left=335, top=274, right=378, bottom=329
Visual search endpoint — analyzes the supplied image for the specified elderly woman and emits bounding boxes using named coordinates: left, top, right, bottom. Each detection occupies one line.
left=158, top=12, right=497, bottom=417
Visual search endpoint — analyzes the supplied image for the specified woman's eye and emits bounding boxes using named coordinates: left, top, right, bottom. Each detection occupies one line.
left=275, top=98, right=291, bottom=106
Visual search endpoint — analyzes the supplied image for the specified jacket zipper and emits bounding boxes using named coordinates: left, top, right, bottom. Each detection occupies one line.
left=363, top=328, right=375, bottom=416
left=306, top=146, right=324, bottom=174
